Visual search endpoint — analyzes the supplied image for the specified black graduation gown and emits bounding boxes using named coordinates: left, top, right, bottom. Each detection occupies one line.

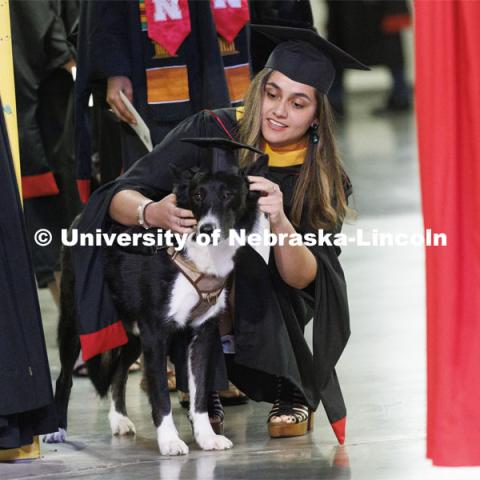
left=326, top=0, right=410, bottom=70
left=75, top=0, right=249, bottom=189
left=73, top=108, right=350, bottom=442
left=0, top=102, right=58, bottom=449
left=10, top=0, right=82, bottom=286
left=228, top=164, right=350, bottom=428
left=10, top=0, right=78, bottom=184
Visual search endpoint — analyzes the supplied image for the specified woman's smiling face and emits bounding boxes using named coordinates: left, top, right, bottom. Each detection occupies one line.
left=261, top=70, right=318, bottom=148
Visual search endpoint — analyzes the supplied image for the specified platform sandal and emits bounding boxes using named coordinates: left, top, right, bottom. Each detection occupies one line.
left=267, top=377, right=314, bottom=438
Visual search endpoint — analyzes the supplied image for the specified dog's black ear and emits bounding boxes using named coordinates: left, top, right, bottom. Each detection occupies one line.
left=169, top=164, right=203, bottom=181
left=241, top=154, right=269, bottom=178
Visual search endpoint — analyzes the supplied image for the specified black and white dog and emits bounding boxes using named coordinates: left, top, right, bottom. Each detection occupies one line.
left=45, top=138, right=268, bottom=455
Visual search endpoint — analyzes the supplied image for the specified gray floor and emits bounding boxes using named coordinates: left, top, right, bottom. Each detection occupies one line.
left=3, top=93, right=480, bottom=479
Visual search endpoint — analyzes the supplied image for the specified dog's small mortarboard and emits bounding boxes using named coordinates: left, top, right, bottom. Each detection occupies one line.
left=181, top=137, right=267, bottom=174
left=250, top=24, right=370, bottom=95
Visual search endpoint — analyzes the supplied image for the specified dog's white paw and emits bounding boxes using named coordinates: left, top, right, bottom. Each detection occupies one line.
left=158, top=436, right=189, bottom=456
left=43, top=428, right=67, bottom=443
left=109, top=410, right=136, bottom=436
left=196, top=434, right=233, bottom=451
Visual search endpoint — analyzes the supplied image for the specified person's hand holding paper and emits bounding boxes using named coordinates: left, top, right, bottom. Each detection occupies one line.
left=106, top=76, right=136, bottom=125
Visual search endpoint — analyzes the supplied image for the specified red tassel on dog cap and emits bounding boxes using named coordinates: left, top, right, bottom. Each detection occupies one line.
left=331, top=416, right=346, bottom=445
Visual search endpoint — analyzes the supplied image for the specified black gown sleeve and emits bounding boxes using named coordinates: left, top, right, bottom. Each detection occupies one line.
left=76, top=109, right=213, bottom=230
left=296, top=184, right=352, bottom=426
left=299, top=229, right=350, bottom=389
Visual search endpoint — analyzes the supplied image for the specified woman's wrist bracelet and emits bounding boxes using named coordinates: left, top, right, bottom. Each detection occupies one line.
left=137, top=199, right=154, bottom=229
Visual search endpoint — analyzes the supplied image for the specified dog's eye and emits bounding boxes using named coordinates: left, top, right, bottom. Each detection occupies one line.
left=223, top=191, right=233, bottom=200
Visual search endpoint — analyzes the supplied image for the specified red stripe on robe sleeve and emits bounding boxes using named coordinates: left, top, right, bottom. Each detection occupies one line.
left=76, top=179, right=91, bottom=204
left=22, top=172, right=59, bottom=199
left=80, top=320, right=128, bottom=361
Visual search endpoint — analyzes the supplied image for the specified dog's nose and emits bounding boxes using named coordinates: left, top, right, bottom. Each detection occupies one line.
left=199, top=223, right=216, bottom=236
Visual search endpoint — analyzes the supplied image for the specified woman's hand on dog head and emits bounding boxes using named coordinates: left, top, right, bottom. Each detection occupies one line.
left=247, top=176, right=286, bottom=227
left=144, top=193, right=197, bottom=234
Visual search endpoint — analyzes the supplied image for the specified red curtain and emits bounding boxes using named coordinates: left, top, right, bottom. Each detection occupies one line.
left=415, top=0, right=480, bottom=466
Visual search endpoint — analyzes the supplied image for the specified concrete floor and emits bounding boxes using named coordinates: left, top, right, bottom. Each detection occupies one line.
left=3, top=93, right=480, bottom=479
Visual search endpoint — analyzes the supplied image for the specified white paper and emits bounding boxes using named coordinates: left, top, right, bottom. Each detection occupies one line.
left=119, top=90, right=153, bottom=152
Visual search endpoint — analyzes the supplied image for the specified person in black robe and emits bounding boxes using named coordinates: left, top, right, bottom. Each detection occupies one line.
left=326, top=0, right=412, bottom=115
left=71, top=25, right=368, bottom=443
left=0, top=100, right=58, bottom=450
left=10, top=0, right=82, bottom=299
left=75, top=0, right=250, bottom=198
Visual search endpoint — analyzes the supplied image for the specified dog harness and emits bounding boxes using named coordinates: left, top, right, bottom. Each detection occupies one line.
left=166, top=247, right=229, bottom=319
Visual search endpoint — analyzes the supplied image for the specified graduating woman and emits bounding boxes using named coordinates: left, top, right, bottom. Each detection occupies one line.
left=72, top=25, right=368, bottom=443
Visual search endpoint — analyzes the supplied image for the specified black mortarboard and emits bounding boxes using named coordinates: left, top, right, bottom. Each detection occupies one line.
left=250, top=24, right=369, bottom=94
left=181, top=137, right=266, bottom=173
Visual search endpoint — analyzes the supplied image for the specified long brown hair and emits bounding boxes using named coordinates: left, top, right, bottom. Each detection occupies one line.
left=237, top=68, right=350, bottom=231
